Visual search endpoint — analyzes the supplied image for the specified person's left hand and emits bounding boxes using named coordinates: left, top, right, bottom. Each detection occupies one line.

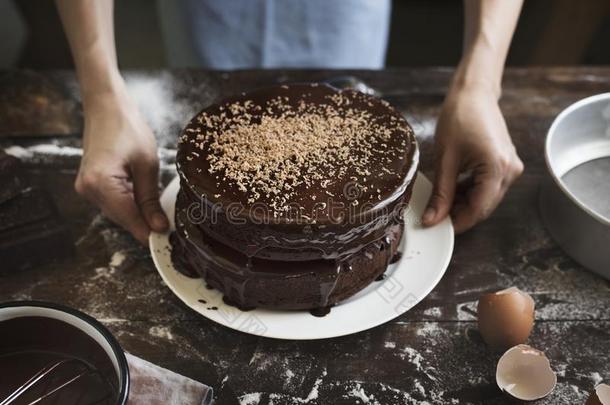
left=422, top=84, right=524, bottom=233
left=75, top=89, right=168, bottom=244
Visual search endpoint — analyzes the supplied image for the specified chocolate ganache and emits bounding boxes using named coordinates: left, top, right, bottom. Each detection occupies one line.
left=0, top=317, right=119, bottom=404
left=172, top=83, right=418, bottom=310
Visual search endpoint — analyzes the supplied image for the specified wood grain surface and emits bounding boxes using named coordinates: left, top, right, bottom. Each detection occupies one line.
left=0, top=68, right=608, bottom=405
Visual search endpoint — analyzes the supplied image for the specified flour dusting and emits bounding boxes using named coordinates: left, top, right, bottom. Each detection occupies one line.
left=402, top=347, right=424, bottom=370
left=456, top=301, right=478, bottom=321
left=416, top=322, right=442, bottom=337
left=410, top=117, right=437, bottom=140
left=263, top=369, right=326, bottom=404
left=109, top=250, right=127, bottom=269
left=149, top=325, right=174, bottom=341
left=91, top=266, right=116, bottom=281
left=238, top=392, right=261, bottom=405
left=304, top=369, right=326, bottom=401
left=284, top=369, right=295, bottom=385
left=340, top=381, right=431, bottom=405
left=589, top=372, right=603, bottom=385
left=414, top=381, right=426, bottom=396
left=124, top=72, right=218, bottom=148
left=400, top=347, right=438, bottom=382
left=97, top=318, right=128, bottom=323
left=347, top=383, right=371, bottom=403
left=5, top=143, right=82, bottom=160
left=423, top=307, right=441, bottom=318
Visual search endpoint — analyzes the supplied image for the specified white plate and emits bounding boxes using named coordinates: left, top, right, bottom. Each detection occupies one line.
left=150, top=173, right=453, bottom=340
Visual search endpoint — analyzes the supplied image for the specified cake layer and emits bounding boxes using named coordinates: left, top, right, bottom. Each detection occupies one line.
left=174, top=172, right=415, bottom=262
left=176, top=84, right=418, bottom=260
left=171, top=206, right=403, bottom=310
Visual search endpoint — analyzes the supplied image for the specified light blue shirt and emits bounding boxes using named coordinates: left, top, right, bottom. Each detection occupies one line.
left=158, top=0, right=391, bottom=69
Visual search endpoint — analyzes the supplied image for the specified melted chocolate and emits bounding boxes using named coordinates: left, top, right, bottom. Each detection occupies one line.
left=222, top=296, right=255, bottom=311
left=390, top=251, right=403, bottom=264
left=0, top=317, right=119, bottom=404
left=309, top=306, right=332, bottom=317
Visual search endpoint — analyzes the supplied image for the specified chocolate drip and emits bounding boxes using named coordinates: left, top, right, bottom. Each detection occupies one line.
left=319, top=262, right=342, bottom=308
left=222, top=295, right=255, bottom=311
left=390, top=251, right=403, bottom=264
left=309, top=306, right=332, bottom=317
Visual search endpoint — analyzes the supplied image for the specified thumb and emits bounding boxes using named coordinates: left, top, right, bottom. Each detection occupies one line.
left=131, top=156, right=169, bottom=233
left=422, top=150, right=458, bottom=226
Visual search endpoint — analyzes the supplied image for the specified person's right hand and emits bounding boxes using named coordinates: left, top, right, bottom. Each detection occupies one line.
left=75, top=89, right=168, bottom=244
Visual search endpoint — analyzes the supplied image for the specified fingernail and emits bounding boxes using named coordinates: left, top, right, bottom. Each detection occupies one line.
left=152, top=212, right=168, bottom=231
left=422, top=207, right=436, bottom=224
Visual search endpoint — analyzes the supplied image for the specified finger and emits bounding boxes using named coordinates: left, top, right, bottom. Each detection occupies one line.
left=131, top=156, right=169, bottom=233
left=502, top=156, right=525, bottom=188
left=83, top=173, right=152, bottom=244
left=423, top=149, right=459, bottom=226
left=451, top=168, right=505, bottom=234
left=101, top=184, right=151, bottom=244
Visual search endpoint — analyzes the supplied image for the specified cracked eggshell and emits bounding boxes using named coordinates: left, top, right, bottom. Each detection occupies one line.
left=586, top=384, right=610, bottom=405
left=477, top=287, right=535, bottom=351
left=496, top=344, right=556, bottom=401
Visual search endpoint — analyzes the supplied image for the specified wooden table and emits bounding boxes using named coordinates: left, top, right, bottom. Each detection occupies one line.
left=1, top=68, right=608, bottom=405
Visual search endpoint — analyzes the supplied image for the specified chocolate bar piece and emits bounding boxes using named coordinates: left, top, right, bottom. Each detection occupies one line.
left=0, top=188, right=54, bottom=233
left=0, top=188, right=73, bottom=272
left=0, top=150, right=23, bottom=204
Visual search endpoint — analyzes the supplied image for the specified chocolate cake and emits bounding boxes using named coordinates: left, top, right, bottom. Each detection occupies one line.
left=172, top=83, right=418, bottom=311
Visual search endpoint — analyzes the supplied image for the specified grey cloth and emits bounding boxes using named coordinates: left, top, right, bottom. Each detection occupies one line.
left=126, top=353, right=213, bottom=405
left=158, top=0, right=391, bottom=69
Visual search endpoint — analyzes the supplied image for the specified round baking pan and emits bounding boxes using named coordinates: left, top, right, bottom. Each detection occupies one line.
left=540, top=93, right=610, bottom=280
left=0, top=300, right=129, bottom=404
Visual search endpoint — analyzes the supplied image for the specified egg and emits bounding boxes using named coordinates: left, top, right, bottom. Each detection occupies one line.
left=477, top=287, right=535, bottom=350
left=586, top=383, right=610, bottom=405
left=496, top=344, right=556, bottom=401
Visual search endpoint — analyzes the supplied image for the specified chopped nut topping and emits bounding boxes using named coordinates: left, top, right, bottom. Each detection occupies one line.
left=182, top=88, right=413, bottom=215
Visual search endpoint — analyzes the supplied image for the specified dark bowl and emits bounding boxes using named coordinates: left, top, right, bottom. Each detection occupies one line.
left=0, top=300, right=129, bottom=404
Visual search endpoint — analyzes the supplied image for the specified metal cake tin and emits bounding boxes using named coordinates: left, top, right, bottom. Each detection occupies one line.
left=540, top=93, right=610, bottom=280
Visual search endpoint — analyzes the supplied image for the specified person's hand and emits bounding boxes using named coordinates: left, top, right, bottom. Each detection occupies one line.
left=422, top=85, right=523, bottom=233
left=75, top=90, right=168, bottom=244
